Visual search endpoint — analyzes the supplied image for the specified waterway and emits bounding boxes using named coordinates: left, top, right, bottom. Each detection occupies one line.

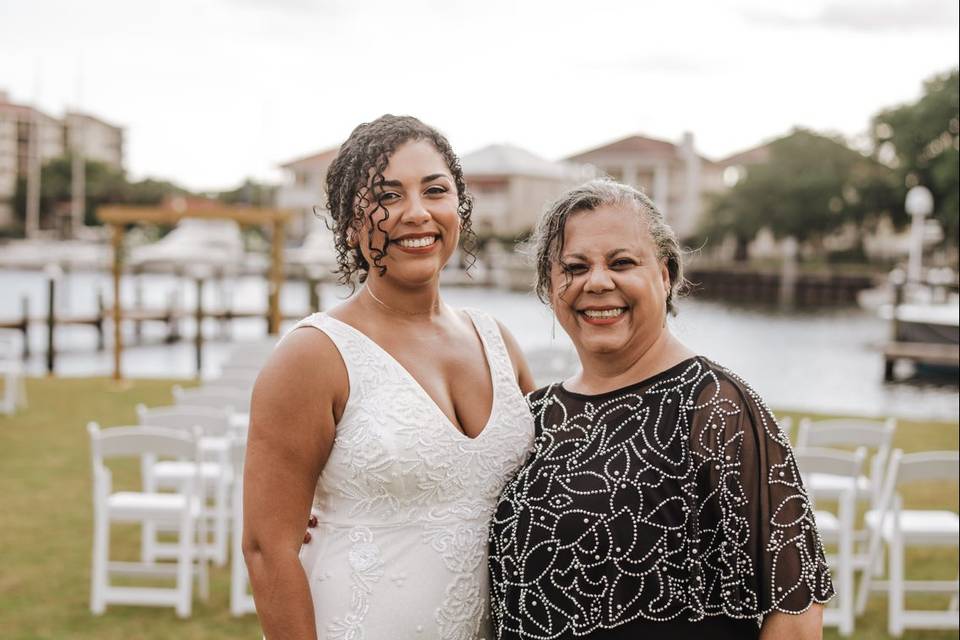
left=0, top=269, right=956, bottom=421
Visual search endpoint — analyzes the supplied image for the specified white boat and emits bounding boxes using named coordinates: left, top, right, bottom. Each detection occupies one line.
left=129, top=219, right=245, bottom=273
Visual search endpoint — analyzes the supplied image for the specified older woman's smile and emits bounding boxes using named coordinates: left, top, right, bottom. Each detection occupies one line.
left=579, top=306, right=627, bottom=323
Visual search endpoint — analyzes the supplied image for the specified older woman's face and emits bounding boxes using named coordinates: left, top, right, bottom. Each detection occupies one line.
left=550, top=204, right=670, bottom=358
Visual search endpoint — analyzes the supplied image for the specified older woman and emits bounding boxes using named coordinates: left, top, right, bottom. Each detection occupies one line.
left=489, top=180, right=833, bottom=639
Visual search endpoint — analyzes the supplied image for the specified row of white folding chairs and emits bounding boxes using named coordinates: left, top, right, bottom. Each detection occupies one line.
left=136, top=404, right=238, bottom=567
left=789, top=416, right=896, bottom=635
left=795, top=443, right=959, bottom=637
left=0, top=328, right=27, bottom=416
left=88, top=423, right=211, bottom=617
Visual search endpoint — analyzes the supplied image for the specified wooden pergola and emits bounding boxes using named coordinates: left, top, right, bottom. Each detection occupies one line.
left=97, top=205, right=292, bottom=381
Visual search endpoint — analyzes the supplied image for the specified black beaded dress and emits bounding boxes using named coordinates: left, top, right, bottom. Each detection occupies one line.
left=489, top=356, right=834, bottom=639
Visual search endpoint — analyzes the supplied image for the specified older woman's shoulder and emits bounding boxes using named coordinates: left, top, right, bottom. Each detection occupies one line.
left=691, top=356, right=776, bottom=416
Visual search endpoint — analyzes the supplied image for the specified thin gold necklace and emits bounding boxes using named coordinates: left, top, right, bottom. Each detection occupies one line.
left=364, top=285, right=441, bottom=316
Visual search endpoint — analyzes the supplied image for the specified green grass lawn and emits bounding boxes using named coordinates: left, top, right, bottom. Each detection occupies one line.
left=0, top=378, right=957, bottom=639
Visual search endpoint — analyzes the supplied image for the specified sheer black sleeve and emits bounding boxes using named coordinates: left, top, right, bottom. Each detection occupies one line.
left=688, top=367, right=835, bottom=620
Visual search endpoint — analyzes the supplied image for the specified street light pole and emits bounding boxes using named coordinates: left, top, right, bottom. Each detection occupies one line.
left=905, top=185, right=934, bottom=284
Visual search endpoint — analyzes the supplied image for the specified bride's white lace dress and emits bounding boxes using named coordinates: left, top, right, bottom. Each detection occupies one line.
left=291, top=310, right=535, bottom=640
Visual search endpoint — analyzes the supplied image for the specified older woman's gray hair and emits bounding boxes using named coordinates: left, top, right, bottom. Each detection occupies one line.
left=530, top=178, right=688, bottom=315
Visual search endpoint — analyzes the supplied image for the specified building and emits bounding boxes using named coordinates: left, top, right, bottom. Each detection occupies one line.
left=276, top=147, right=339, bottom=240
left=0, top=90, right=124, bottom=229
left=64, top=111, right=124, bottom=170
left=564, top=132, right=725, bottom=239
left=462, top=143, right=596, bottom=237
left=0, top=92, right=65, bottom=226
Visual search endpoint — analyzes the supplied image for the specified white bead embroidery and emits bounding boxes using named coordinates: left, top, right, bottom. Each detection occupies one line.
left=489, top=357, right=834, bottom=638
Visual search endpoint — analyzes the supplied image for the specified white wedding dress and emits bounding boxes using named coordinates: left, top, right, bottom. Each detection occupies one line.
left=290, top=310, right=535, bottom=640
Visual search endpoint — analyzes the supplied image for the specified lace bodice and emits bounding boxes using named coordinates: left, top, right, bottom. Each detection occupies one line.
left=290, top=309, right=535, bottom=640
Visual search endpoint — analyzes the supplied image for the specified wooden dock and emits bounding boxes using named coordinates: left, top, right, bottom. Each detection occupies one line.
left=883, top=341, right=960, bottom=381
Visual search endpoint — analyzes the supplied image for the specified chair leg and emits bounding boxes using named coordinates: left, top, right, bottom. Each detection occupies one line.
left=0, top=372, right=13, bottom=415
left=141, top=519, right=157, bottom=564
left=214, top=479, right=229, bottom=566
left=197, top=501, right=210, bottom=601
left=17, top=373, right=27, bottom=409
left=175, top=511, right=194, bottom=618
left=888, top=532, right=904, bottom=637
left=90, top=510, right=109, bottom=615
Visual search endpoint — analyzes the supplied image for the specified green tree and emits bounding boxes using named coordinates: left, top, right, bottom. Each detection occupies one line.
left=13, top=156, right=191, bottom=230
left=216, top=178, right=276, bottom=207
left=873, top=67, right=959, bottom=246
left=701, top=129, right=898, bottom=258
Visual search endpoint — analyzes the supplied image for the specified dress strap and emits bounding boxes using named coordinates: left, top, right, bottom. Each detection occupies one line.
left=462, top=309, right=515, bottom=389
left=281, top=312, right=370, bottom=409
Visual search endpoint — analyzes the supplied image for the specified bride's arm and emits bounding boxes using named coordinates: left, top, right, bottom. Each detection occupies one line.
left=242, top=328, right=345, bottom=639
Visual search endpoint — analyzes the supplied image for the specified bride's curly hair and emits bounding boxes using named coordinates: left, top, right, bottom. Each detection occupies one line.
left=323, top=114, right=475, bottom=289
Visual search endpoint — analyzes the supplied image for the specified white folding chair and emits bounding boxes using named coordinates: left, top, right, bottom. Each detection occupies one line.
left=222, top=341, right=275, bottom=370
left=88, top=422, right=208, bottom=617
left=210, top=368, right=259, bottom=391
left=173, top=384, right=251, bottom=413
left=795, top=446, right=866, bottom=636
left=797, top=417, right=896, bottom=568
left=0, top=329, right=27, bottom=416
left=777, top=415, right=794, bottom=444
left=136, top=404, right=234, bottom=567
left=229, top=437, right=256, bottom=616
left=858, top=450, right=959, bottom=637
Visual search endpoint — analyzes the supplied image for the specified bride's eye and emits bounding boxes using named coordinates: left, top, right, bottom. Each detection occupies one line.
left=377, top=191, right=400, bottom=204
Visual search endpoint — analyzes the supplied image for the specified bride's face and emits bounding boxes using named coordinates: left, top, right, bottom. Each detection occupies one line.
left=356, top=139, right=461, bottom=287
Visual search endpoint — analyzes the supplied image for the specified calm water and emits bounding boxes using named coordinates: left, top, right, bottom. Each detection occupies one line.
left=0, top=269, right=956, bottom=421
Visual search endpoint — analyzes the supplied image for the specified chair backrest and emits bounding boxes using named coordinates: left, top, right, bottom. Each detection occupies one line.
left=777, top=416, right=794, bottom=444
left=794, top=446, right=867, bottom=485
left=0, top=329, right=22, bottom=360
left=893, top=450, right=960, bottom=487
left=870, top=449, right=959, bottom=528
left=211, top=368, right=259, bottom=390
left=223, top=343, right=275, bottom=369
left=796, top=417, right=896, bottom=451
left=172, top=385, right=251, bottom=413
left=136, top=403, right=231, bottom=437
left=88, top=422, right=199, bottom=460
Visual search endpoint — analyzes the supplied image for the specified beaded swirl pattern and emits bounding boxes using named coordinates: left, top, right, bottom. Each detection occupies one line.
left=489, top=357, right=834, bottom=639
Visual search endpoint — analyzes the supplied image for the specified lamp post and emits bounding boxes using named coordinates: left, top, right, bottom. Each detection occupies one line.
left=905, top=185, right=934, bottom=284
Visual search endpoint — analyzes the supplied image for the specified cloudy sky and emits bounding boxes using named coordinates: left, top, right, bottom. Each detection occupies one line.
left=1, top=0, right=957, bottom=191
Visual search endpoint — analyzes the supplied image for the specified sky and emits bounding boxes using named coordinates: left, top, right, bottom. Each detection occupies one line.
left=1, top=0, right=958, bottom=192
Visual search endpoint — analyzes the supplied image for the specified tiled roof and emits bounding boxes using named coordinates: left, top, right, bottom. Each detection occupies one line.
left=565, top=134, right=679, bottom=161
left=462, top=143, right=590, bottom=179
left=280, top=147, right=339, bottom=170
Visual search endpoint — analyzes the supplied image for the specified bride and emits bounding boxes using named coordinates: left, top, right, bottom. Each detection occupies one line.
left=242, top=115, right=536, bottom=640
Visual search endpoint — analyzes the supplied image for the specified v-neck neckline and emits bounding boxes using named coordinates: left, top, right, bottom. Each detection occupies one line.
left=325, top=310, right=499, bottom=442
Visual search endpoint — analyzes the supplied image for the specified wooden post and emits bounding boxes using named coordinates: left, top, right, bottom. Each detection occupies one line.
left=308, top=275, right=321, bottom=313
left=133, top=267, right=144, bottom=344
left=111, top=223, right=124, bottom=381
left=20, top=296, right=30, bottom=358
left=46, top=268, right=57, bottom=375
left=194, top=276, right=204, bottom=378
left=268, top=219, right=285, bottom=334
left=95, top=290, right=105, bottom=351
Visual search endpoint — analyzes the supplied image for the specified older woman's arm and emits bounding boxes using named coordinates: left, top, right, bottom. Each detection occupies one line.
left=242, top=329, right=345, bottom=640
left=761, top=606, right=824, bottom=639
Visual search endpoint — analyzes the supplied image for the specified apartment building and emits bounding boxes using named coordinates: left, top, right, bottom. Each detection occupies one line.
left=462, top=143, right=596, bottom=237
left=564, top=132, right=725, bottom=239
left=64, top=111, right=124, bottom=170
left=0, top=90, right=124, bottom=228
left=276, top=147, right=338, bottom=240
